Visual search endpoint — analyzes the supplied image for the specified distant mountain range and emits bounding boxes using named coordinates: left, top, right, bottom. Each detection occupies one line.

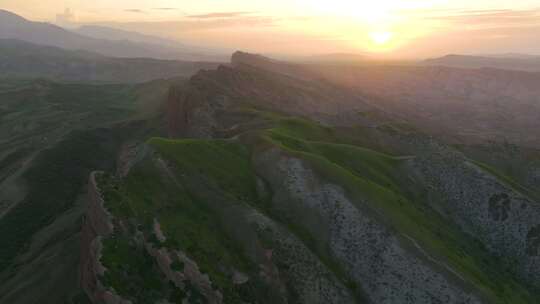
left=0, top=9, right=223, bottom=61
left=74, top=25, right=186, bottom=48
left=483, top=53, right=540, bottom=60
left=423, top=54, right=540, bottom=72
left=301, top=53, right=369, bottom=63
left=0, top=39, right=219, bottom=83
left=73, top=25, right=227, bottom=61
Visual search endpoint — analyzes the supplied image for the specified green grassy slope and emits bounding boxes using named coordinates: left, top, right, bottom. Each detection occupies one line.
left=96, top=140, right=261, bottom=303
left=260, top=114, right=534, bottom=303
left=97, top=109, right=538, bottom=303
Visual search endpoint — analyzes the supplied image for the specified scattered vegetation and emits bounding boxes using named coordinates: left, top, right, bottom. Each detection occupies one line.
left=97, top=142, right=260, bottom=303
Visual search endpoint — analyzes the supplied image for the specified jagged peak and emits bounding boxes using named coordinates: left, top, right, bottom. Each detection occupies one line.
left=231, top=51, right=278, bottom=68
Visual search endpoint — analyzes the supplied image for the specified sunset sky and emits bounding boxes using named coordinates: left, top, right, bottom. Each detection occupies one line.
left=2, top=0, right=540, bottom=58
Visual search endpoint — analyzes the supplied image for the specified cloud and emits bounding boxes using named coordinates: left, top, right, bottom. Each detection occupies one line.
left=102, top=15, right=278, bottom=33
left=394, top=20, right=540, bottom=58
left=425, top=8, right=540, bottom=28
left=187, top=12, right=253, bottom=19
left=124, top=9, right=146, bottom=14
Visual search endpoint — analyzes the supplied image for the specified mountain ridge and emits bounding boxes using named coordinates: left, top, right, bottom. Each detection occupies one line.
left=0, top=38, right=220, bottom=83
left=423, top=54, right=540, bottom=72
left=0, top=9, right=219, bottom=61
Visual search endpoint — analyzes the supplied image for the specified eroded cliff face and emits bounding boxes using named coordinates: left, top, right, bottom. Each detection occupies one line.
left=253, top=148, right=483, bottom=304
left=81, top=169, right=230, bottom=304
left=80, top=171, right=127, bottom=304
left=408, top=145, right=540, bottom=289
left=245, top=208, right=358, bottom=304
left=80, top=147, right=363, bottom=303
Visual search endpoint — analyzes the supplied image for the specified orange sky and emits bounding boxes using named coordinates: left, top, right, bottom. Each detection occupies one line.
left=2, top=0, right=540, bottom=58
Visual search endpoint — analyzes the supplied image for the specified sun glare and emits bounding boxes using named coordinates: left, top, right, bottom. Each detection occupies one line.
left=370, top=31, right=393, bottom=45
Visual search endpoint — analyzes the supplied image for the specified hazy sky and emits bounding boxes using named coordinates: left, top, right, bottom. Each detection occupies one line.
left=2, top=0, right=540, bottom=58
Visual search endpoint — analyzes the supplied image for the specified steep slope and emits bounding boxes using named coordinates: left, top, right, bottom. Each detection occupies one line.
left=81, top=56, right=540, bottom=303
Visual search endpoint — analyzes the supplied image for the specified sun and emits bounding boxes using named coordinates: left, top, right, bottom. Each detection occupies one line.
left=370, top=31, right=393, bottom=45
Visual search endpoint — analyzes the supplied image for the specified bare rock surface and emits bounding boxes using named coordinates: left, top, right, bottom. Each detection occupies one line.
left=408, top=144, right=540, bottom=287
left=254, top=148, right=483, bottom=304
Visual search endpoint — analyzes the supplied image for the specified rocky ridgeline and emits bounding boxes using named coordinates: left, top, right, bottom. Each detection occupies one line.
left=167, top=79, right=232, bottom=139
left=81, top=169, right=227, bottom=304
left=144, top=238, right=224, bottom=304
left=409, top=144, right=540, bottom=289
left=81, top=151, right=364, bottom=303
left=80, top=172, right=130, bottom=304
left=166, top=59, right=376, bottom=138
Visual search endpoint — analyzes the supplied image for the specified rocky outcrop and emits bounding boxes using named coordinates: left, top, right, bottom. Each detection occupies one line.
left=167, top=84, right=190, bottom=138
left=166, top=62, right=377, bottom=138
left=144, top=239, right=224, bottom=304
left=80, top=172, right=130, bottom=304
left=167, top=81, right=230, bottom=138
left=231, top=51, right=315, bottom=82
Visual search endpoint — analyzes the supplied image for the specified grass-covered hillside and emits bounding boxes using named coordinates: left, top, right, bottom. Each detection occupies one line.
left=93, top=108, right=539, bottom=303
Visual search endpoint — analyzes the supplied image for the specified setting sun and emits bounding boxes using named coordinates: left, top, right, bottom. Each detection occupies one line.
left=370, top=31, right=393, bottom=45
